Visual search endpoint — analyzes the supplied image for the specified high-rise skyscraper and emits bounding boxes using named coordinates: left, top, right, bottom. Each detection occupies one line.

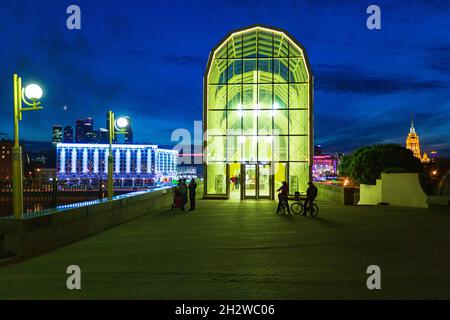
left=406, top=118, right=429, bottom=163
left=75, top=118, right=94, bottom=143
left=98, top=128, right=109, bottom=143
left=406, top=119, right=421, bottom=159
left=75, top=119, right=84, bottom=143
left=52, top=125, right=63, bottom=147
left=63, top=126, right=74, bottom=143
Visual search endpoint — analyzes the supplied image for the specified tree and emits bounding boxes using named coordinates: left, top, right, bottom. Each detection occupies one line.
left=338, top=144, right=422, bottom=185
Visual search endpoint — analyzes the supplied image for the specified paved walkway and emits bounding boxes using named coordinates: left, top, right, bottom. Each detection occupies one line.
left=0, top=200, right=449, bottom=299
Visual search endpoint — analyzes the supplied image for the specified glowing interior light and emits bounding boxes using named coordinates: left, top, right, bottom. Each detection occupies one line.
left=273, top=102, right=279, bottom=109
left=266, top=136, right=273, bottom=143
left=238, top=136, right=245, bottom=144
left=237, top=103, right=243, bottom=117
left=116, top=117, right=128, bottom=129
left=25, top=84, right=43, bottom=100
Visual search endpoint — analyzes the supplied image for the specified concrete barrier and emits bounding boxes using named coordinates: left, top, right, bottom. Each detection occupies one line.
left=359, top=173, right=428, bottom=208
left=316, top=183, right=360, bottom=205
left=0, top=186, right=174, bottom=266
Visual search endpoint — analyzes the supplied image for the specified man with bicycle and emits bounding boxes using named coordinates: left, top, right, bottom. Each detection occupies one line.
left=303, top=181, right=318, bottom=216
left=276, top=181, right=290, bottom=215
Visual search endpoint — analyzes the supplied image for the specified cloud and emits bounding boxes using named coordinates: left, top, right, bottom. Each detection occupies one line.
left=160, top=54, right=205, bottom=67
left=315, top=64, right=449, bottom=94
left=427, top=44, right=450, bottom=74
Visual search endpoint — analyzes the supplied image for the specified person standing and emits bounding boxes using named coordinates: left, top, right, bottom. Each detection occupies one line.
left=188, top=178, right=197, bottom=211
left=178, top=179, right=188, bottom=211
left=304, top=181, right=318, bottom=216
left=276, top=181, right=290, bottom=214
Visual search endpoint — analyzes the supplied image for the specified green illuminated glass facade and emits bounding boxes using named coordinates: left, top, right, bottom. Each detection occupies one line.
left=204, top=25, right=313, bottom=199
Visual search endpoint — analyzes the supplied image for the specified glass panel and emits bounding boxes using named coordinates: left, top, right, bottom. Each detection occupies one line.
left=207, top=163, right=226, bottom=195
left=257, top=30, right=273, bottom=57
left=273, top=58, right=289, bottom=83
left=289, top=58, right=308, bottom=83
left=242, top=31, right=257, bottom=58
left=243, top=59, right=257, bottom=83
left=258, top=84, right=273, bottom=109
left=206, top=136, right=226, bottom=162
left=288, top=41, right=302, bottom=57
left=258, top=136, right=272, bottom=161
left=258, top=110, right=272, bottom=135
left=227, top=110, right=242, bottom=135
left=244, top=164, right=257, bottom=197
left=289, top=110, right=308, bottom=135
left=274, top=109, right=288, bottom=135
left=258, top=59, right=273, bottom=83
left=209, top=59, right=227, bottom=84
left=243, top=110, right=257, bottom=135
left=228, top=36, right=242, bottom=58
left=274, top=33, right=288, bottom=57
left=243, top=136, right=257, bottom=162
left=243, top=84, right=256, bottom=108
left=274, top=162, right=287, bottom=193
left=274, top=135, right=288, bottom=161
left=227, top=84, right=242, bottom=109
left=207, top=110, right=226, bottom=135
left=273, top=84, right=288, bottom=108
left=289, top=162, right=309, bottom=195
left=289, top=136, right=309, bottom=161
left=208, top=85, right=227, bottom=109
left=227, top=136, right=241, bottom=162
left=289, top=83, right=308, bottom=109
left=259, top=164, right=271, bottom=197
left=228, top=59, right=242, bottom=84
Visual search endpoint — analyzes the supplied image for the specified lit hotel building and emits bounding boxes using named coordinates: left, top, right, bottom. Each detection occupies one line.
left=56, top=143, right=178, bottom=183
left=203, top=25, right=313, bottom=199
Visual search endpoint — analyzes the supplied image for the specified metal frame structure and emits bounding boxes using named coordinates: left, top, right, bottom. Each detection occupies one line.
left=203, top=25, right=314, bottom=200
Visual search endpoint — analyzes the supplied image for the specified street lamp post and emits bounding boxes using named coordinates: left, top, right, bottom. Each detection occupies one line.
left=107, top=110, right=128, bottom=199
left=12, top=74, right=44, bottom=219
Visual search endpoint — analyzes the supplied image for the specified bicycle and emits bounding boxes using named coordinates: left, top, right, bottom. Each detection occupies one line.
left=290, top=192, right=319, bottom=217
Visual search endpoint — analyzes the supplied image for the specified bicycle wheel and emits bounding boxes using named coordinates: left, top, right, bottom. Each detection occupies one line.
left=291, top=202, right=303, bottom=215
left=310, top=203, right=319, bottom=217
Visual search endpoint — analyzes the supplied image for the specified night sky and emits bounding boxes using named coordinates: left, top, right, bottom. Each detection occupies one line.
left=0, top=0, right=449, bottom=155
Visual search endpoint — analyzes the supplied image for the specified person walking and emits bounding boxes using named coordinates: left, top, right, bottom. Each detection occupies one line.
left=276, top=181, right=290, bottom=214
left=188, top=178, right=197, bottom=211
left=178, top=179, right=188, bottom=211
left=304, top=181, right=318, bottom=216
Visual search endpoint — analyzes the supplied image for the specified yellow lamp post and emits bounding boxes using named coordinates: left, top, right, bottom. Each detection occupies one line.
left=107, top=110, right=128, bottom=199
left=12, top=74, right=44, bottom=219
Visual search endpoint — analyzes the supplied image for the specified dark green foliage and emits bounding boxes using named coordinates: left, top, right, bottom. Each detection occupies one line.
left=338, top=144, right=422, bottom=184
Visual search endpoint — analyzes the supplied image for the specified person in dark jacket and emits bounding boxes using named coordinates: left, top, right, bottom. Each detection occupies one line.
left=276, top=181, right=290, bottom=214
left=304, top=181, right=318, bottom=216
left=188, top=178, right=197, bottom=211
left=178, top=179, right=188, bottom=211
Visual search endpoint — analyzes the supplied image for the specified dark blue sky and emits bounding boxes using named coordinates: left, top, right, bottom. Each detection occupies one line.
left=0, top=0, right=449, bottom=155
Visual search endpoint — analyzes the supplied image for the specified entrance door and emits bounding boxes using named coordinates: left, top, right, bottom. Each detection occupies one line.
left=258, top=163, right=271, bottom=198
left=243, top=163, right=272, bottom=199
left=244, top=164, right=257, bottom=198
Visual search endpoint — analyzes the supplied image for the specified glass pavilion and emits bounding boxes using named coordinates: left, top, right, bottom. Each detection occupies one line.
left=203, top=25, right=313, bottom=199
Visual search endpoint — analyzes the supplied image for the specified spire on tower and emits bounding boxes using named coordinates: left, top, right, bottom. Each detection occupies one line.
left=410, top=114, right=415, bottom=134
